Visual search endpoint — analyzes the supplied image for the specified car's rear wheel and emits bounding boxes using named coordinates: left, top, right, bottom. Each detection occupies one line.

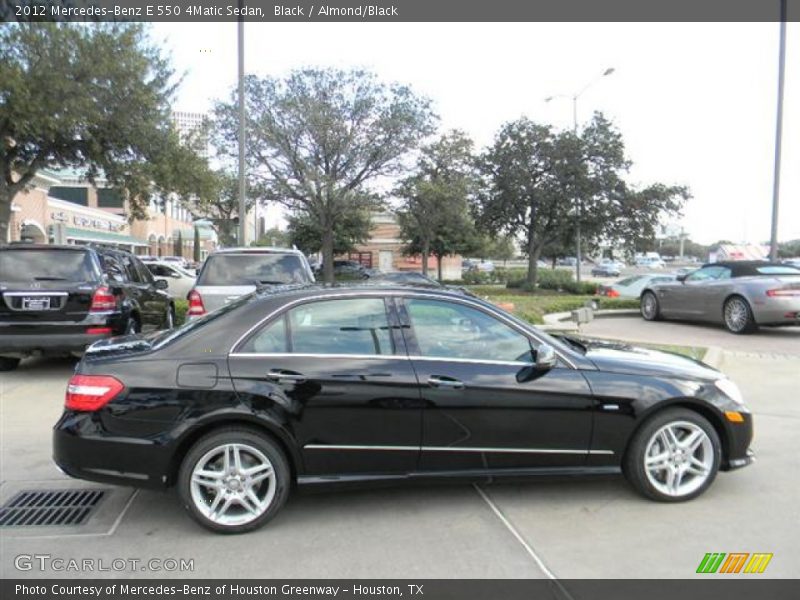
left=0, top=357, right=21, bottom=371
left=624, top=408, right=720, bottom=502
left=723, top=296, right=757, bottom=334
left=178, top=428, right=290, bottom=533
left=640, top=291, right=661, bottom=321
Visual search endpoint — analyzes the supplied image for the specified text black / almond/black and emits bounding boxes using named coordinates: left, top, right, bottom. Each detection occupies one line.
left=1, top=244, right=174, bottom=370
left=53, top=284, right=754, bottom=533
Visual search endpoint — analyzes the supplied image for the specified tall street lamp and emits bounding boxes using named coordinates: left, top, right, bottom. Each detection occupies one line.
left=769, top=0, right=787, bottom=261
left=546, top=67, right=615, bottom=282
left=237, top=0, right=247, bottom=247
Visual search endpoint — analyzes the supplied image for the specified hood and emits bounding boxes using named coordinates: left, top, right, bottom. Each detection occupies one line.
left=83, top=331, right=161, bottom=361
left=560, top=336, right=720, bottom=381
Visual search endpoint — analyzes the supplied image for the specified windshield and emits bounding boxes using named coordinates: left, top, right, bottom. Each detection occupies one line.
left=197, top=253, right=309, bottom=286
left=0, top=249, right=97, bottom=282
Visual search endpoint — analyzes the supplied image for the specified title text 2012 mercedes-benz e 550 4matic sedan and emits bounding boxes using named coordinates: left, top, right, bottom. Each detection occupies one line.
left=53, top=284, right=754, bottom=533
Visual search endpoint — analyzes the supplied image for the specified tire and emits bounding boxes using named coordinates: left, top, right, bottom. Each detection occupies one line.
left=124, top=316, right=140, bottom=335
left=640, top=291, right=662, bottom=321
left=623, top=408, right=721, bottom=502
left=165, top=305, right=175, bottom=329
left=723, top=296, right=757, bottom=334
left=177, top=428, right=290, bottom=534
left=0, top=357, right=21, bottom=371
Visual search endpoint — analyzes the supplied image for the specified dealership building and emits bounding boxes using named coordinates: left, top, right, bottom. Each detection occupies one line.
left=6, top=168, right=217, bottom=259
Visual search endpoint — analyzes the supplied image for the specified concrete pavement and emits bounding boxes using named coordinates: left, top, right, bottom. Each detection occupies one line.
left=1, top=353, right=797, bottom=579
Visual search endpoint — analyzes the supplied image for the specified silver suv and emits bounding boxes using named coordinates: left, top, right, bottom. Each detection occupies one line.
left=187, top=247, right=314, bottom=319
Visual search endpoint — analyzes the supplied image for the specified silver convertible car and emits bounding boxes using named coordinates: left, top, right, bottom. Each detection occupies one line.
left=640, top=261, right=800, bottom=333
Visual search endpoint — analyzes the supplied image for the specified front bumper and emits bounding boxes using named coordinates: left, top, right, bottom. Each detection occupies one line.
left=727, top=448, right=755, bottom=470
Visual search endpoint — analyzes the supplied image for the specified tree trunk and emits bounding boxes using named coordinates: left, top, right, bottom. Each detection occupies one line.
left=322, top=225, right=335, bottom=284
left=436, top=253, right=443, bottom=282
left=0, top=189, right=12, bottom=244
left=421, top=238, right=430, bottom=276
left=526, top=231, right=538, bottom=287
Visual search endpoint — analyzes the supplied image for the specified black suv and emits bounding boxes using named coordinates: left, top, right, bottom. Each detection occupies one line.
left=0, top=244, right=174, bottom=371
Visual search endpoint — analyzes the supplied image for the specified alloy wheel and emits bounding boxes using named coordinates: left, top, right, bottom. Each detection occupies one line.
left=641, top=293, right=658, bottom=320
left=643, top=421, right=714, bottom=498
left=724, top=298, right=750, bottom=332
left=189, top=443, right=277, bottom=527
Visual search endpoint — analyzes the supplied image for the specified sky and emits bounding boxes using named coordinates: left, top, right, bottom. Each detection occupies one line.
left=152, top=22, right=799, bottom=245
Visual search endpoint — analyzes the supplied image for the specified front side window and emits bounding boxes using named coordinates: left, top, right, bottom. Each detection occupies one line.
left=687, top=267, right=726, bottom=282
left=241, top=298, right=394, bottom=356
left=406, top=299, right=532, bottom=362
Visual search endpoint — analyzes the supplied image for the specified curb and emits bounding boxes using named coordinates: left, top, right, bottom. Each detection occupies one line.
left=540, top=308, right=639, bottom=331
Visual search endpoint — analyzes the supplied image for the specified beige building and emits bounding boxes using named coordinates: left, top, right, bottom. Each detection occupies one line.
left=6, top=169, right=216, bottom=259
left=344, top=212, right=463, bottom=279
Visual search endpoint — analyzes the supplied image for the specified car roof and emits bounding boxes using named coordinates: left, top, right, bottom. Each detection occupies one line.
left=210, top=246, right=304, bottom=256
left=701, top=261, right=795, bottom=277
left=251, top=282, right=473, bottom=302
left=1, top=243, right=88, bottom=251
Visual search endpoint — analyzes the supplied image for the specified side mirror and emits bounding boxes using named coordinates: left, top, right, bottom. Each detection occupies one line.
left=154, top=279, right=169, bottom=290
left=676, top=274, right=687, bottom=283
left=516, top=343, right=557, bottom=383
left=534, top=344, right=558, bottom=370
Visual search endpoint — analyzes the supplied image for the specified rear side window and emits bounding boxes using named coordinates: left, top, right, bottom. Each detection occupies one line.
left=0, top=249, right=97, bottom=282
left=754, top=266, right=800, bottom=275
left=241, top=298, right=394, bottom=356
left=197, top=253, right=309, bottom=286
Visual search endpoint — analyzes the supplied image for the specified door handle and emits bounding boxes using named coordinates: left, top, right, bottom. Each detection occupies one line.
left=266, top=369, right=307, bottom=384
left=427, top=376, right=464, bottom=390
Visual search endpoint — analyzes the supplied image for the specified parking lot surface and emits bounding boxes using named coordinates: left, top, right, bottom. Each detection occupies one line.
left=1, top=349, right=798, bottom=579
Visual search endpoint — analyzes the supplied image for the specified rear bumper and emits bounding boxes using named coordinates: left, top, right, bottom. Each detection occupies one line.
left=0, top=331, right=111, bottom=356
left=53, top=413, right=172, bottom=489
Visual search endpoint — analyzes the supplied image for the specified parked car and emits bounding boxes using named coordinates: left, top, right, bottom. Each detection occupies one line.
left=0, top=244, right=174, bottom=371
left=161, top=255, right=189, bottom=268
left=313, top=260, right=369, bottom=280
left=782, top=258, right=800, bottom=269
left=598, top=273, right=678, bottom=299
left=54, top=284, right=753, bottom=533
left=187, top=247, right=314, bottom=319
left=557, top=256, right=578, bottom=267
left=463, top=259, right=495, bottom=273
left=145, top=261, right=197, bottom=299
left=640, top=261, right=800, bottom=333
left=591, top=263, right=622, bottom=277
left=636, top=256, right=667, bottom=269
left=371, top=271, right=441, bottom=286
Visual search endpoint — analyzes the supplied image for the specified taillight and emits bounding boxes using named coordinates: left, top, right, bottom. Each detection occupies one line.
left=187, top=290, right=205, bottom=316
left=766, top=288, right=800, bottom=297
left=90, top=286, right=116, bottom=312
left=65, top=375, right=124, bottom=411
left=607, top=288, right=620, bottom=298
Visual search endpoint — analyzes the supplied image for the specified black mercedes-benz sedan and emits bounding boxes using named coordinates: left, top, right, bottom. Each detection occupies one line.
left=53, top=284, right=754, bottom=533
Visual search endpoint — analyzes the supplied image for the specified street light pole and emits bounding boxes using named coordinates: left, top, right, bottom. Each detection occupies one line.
left=546, top=67, right=615, bottom=283
left=769, top=0, right=787, bottom=262
left=237, top=2, right=247, bottom=247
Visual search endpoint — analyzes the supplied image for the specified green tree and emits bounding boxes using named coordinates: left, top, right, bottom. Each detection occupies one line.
left=396, top=130, right=476, bottom=277
left=173, top=230, right=183, bottom=257
left=255, top=227, right=291, bottom=248
left=211, top=68, right=436, bottom=283
left=0, top=23, right=212, bottom=241
left=192, top=170, right=258, bottom=247
left=287, top=208, right=372, bottom=256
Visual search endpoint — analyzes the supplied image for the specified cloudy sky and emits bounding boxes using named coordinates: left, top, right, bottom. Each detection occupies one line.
left=152, top=22, right=799, bottom=245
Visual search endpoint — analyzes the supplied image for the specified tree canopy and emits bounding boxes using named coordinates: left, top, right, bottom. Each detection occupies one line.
left=211, top=68, right=436, bottom=282
left=0, top=23, right=212, bottom=240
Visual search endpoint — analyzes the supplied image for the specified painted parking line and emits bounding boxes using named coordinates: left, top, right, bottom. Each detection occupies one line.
left=473, top=484, right=557, bottom=578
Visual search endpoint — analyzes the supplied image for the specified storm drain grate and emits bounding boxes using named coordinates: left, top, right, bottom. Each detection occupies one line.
left=0, top=489, right=106, bottom=527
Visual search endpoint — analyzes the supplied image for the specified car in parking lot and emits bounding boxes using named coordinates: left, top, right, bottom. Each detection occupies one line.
left=371, top=271, right=441, bottom=286
left=640, top=261, right=800, bottom=333
left=598, top=273, right=678, bottom=299
left=187, top=247, right=314, bottom=319
left=0, top=244, right=173, bottom=371
left=591, top=262, right=623, bottom=277
left=54, top=284, right=753, bottom=533
left=145, top=261, right=197, bottom=299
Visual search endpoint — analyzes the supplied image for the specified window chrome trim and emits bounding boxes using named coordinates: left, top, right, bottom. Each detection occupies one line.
left=229, top=290, right=579, bottom=369
left=229, top=352, right=399, bottom=361
left=303, top=444, right=613, bottom=456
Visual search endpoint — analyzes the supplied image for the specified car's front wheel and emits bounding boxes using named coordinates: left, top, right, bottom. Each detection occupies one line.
left=624, top=408, right=720, bottom=502
left=640, top=291, right=661, bottom=321
left=178, top=428, right=290, bottom=533
left=723, top=296, right=757, bottom=334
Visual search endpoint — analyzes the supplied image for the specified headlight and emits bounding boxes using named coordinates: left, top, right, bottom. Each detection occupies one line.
left=715, top=378, right=745, bottom=406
